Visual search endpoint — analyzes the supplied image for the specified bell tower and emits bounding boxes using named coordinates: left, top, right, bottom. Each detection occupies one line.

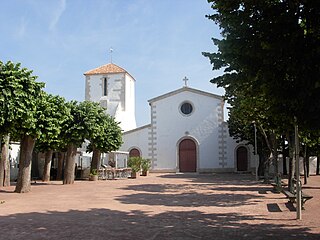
left=84, top=62, right=136, bottom=131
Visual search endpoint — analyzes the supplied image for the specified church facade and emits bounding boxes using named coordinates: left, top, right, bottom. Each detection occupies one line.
left=84, top=62, right=256, bottom=173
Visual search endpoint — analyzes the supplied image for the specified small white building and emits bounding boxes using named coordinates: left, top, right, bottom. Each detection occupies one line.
left=84, top=62, right=256, bottom=173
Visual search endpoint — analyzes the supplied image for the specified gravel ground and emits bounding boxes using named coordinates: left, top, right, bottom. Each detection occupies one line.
left=0, top=173, right=319, bottom=240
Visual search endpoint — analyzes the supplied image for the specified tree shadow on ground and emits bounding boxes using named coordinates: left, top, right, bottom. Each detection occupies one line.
left=115, top=191, right=263, bottom=208
left=157, top=173, right=261, bottom=186
left=0, top=208, right=318, bottom=240
left=120, top=183, right=270, bottom=194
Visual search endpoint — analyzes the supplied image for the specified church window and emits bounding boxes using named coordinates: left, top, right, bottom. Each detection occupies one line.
left=180, top=102, right=193, bottom=116
left=103, top=78, right=108, bottom=96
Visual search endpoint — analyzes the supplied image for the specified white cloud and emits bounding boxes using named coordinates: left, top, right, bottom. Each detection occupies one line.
left=16, top=17, right=27, bottom=38
left=49, top=0, right=66, bottom=31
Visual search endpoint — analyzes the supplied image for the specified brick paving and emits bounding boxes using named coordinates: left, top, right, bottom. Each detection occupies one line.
left=0, top=173, right=319, bottom=239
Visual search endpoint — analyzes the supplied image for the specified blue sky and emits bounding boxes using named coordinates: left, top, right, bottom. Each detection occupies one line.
left=1, top=0, right=224, bottom=126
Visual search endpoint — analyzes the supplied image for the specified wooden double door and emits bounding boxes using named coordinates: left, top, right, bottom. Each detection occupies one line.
left=179, top=139, right=197, bottom=172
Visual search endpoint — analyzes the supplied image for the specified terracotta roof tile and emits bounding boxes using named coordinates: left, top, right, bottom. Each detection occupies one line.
left=84, top=63, right=127, bottom=75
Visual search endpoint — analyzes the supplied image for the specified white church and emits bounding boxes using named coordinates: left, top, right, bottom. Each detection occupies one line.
left=84, top=62, right=256, bottom=173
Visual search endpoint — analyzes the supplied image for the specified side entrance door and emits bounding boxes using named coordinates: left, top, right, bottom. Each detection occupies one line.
left=236, top=146, right=248, bottom=171
left=129, top=148, right=140, bottom=158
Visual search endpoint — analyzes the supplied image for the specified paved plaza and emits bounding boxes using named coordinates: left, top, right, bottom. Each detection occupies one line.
left=0, top=173, right=319, bottom=239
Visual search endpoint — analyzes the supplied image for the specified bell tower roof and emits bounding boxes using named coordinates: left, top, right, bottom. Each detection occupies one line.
left=84, top=63, right=134, bottom=79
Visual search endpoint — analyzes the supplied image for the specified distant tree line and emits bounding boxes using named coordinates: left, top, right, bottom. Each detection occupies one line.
left=0, top=61, right=123, bottom=193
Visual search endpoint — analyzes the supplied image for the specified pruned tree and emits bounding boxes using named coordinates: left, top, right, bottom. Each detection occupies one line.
left=60, top=101, right=119, bottom=184
left=34, top=93, right=70, bottom=182
left=88, top=113, right=123, bottom=172
left=0, top=60, right=45, bottom=192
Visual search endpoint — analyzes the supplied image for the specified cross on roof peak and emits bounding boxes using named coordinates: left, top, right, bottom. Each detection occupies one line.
left=109, top=47, right=113, bottom=63
left=183, top=76, right=189, bottom=87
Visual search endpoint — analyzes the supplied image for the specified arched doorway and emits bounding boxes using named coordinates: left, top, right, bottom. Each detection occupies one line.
left=129, top=148, right=140, bottom=158
left=236, top=146, right=248, bottom=171
left=179, top=139, right=197, bottom=172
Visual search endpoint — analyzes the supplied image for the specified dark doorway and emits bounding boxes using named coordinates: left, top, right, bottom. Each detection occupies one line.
left=179, top=139, right=197, bottom=172
left=129, top=148, right=141, bottom=158
left=237, top=146, right=248, bottom=171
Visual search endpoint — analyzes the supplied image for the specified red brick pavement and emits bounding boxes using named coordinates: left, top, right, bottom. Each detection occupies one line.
left=0, top=173, right=319, bottom=239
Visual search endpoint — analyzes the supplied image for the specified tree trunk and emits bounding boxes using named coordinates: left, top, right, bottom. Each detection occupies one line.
left=306, top=150, right=310, bottom=178
left=90, top=147, right=101, bottom=173
left=287, top=132, right=295, bottom=192
left=3, top=135, right=10, bottom=187
left=317, top=153, right=320, bottom=175
left=42, top=150, right=53, bottom=182
left=258, top=150, right=264, bottom=176
left=303, top=154, right=307, bottom=185
left=0, top=135, right=10, bottom=187
left=270, top=132, right=279, bottom=177
left=15, top=135, right=36, bottom=193
left=282, top=135, right=288, bottom=175
left=63, top=144, right=77, bottom=185
left=257, top=125, right=273, bottom=182
left=31, top=150, right=39, bottom=180
left=264, top=153, right=271, bottom=183
left=56, top=152, right=65, bottom=181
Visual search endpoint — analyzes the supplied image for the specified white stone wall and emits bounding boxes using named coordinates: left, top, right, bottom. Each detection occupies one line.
left=225, top=133, right=256, bottom=172
left=121, top=124, right=151, bottom=158
left=149, top=90, right=223, bottom=172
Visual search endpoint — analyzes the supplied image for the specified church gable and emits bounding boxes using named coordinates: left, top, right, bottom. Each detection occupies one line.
left=148, top=87, right=223, bottom=105
left=148, top=87, right=225, bottom=128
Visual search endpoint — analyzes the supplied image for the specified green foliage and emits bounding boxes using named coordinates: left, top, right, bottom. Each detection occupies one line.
left=141, top=158, right=151, bottom=172
left=0, top=60, right=45, bottom=138
left=204, top=0, right=320, bottom=131
left=87, top=113, right=123, bottom=154
left=35, top=92, right=70, bottom=152
left=90, top=169, right=98, bottom=176
left=60, top=101, right=104, bottom=148
left=204, top=0, right=320, bottom=156
left=127, top=157, right=142, bottom=173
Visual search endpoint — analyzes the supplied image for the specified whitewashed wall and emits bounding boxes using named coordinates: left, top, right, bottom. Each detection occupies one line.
left=120, top=87, right=257, bottom=173
left=85, top=72, right=136, bottom=131
left=121, top=124, right=150, bottom=158
left=149, top=89, right=224, bottom=172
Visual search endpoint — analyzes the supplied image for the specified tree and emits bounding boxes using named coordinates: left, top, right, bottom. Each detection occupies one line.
left=34, top=93, right=70, bottom=182
left=204, top=0, right=320, bottom=183
left=60, top=101, right=119, bottom=184
left=88, top=113, right=123, bottom=172
left=0, top=61, right=44, bottom=192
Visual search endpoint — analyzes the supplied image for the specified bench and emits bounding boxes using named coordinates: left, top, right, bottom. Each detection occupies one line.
left=282, top=190, right=313, bottom=210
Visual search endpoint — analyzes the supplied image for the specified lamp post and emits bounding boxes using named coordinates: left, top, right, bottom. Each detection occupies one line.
left=253, top=121, right=258, bottom=181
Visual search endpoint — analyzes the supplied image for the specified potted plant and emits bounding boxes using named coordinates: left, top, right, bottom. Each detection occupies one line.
left=141, top=159, right=151, bottom=176
left=127, top=157, right=142, bottom=178
left=89, top=168, right=98, bottom=181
